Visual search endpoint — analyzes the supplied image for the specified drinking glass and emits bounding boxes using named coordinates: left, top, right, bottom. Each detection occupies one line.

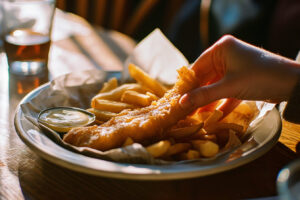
left=1, top=0, right=56, bottom=76
left=277, top=158, right=300, bottom=200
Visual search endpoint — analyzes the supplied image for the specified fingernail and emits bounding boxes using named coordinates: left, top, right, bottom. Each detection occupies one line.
left=179, top=94, right=193, bottom=109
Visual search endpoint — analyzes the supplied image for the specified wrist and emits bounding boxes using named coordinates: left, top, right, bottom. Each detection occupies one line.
left=282, top=74, right=300, bottom=123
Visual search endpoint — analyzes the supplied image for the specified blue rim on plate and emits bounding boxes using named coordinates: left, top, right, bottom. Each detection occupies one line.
left=14, top=71, right=282, bottom=180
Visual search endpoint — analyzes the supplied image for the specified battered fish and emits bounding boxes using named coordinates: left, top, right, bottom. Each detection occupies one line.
left=63, top=66, right=200, bottom=151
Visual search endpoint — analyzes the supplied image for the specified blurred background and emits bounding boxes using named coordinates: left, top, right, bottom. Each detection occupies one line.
left=55, top=0, right=300, bottom=63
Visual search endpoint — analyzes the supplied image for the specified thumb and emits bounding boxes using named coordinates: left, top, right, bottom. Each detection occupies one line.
left=179, top=79, right=232, bottom=109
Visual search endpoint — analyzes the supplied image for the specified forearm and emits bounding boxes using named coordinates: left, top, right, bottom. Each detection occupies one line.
left=181, top=35, right=300, bottom=113
left=223, top=36, right=300, bottom=102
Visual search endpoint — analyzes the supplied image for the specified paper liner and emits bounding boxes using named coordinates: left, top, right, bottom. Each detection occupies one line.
left=20, top=29, right=276, bottom=164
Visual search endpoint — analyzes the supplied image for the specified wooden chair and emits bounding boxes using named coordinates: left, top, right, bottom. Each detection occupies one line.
left=56, top=0, right=186, bottom=40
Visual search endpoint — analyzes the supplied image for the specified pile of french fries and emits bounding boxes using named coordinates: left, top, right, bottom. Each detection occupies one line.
left=87, top=64, right=257, bottom=161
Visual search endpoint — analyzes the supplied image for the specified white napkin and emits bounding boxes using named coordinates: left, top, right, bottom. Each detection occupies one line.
left=123, top=29, right=189, bottom=85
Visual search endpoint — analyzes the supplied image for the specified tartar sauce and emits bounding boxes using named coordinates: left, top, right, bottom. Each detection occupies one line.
left=38, top=107, right=95, bottom=132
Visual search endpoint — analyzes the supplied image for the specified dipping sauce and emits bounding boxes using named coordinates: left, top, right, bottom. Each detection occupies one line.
left=38, top=107, right=95, bottom=132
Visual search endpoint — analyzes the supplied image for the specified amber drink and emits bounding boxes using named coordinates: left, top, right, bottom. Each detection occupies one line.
left=2, top=0, right=55, bottom=79
left=4, top=29, right=51, bottom=76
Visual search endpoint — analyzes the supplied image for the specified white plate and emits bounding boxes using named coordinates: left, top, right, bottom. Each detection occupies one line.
left=14, top=71, right=282, bottom=180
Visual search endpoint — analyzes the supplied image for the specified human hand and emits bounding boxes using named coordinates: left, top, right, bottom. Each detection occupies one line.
left=180, top=35, right=300, bottom=109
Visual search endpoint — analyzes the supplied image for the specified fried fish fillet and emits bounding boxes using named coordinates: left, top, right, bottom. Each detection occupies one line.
left=63, top=66, right=200, bottom=151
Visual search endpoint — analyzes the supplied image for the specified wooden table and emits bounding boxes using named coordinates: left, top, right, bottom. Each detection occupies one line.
left=0, top=10, right=299, bottom=200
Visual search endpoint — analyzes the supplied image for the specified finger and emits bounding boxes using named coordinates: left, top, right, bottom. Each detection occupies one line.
left=179, top=79, right=233, bottom=109
left=190, top=41, right=226, bottom=85
left=217, top=98, right=242, bottom=119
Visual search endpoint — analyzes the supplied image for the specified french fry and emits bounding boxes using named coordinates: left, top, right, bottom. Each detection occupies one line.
left=146, top=92, right=159, bottom=102
left=204, top=110, right=223, bottom=127
left=187, top=150, right=200, bottom=159
left=215, top=129, right=231, bottom=147
left=167, top=123, right=203, bottom=139
left=190, top=111, right=212, bottom=124
left=123, top=137, right=134, bottom=147
left=165, top=143, right=191, bottom=156
left=128, top=63, right=167, bottom=97
left=192, top=140, right=219, bottom=158
left=179, top=150, right=200, bottom=160
left=189, top=130, right=217, bottom=143
left=92, top=99, right=136, bottom=113
left=91, top=83, right=147, bottom=106
left=220, top=101, right=258, bottom=132
left=146, top=140, right=171, bottom=158
left=87, top=108, right=117, bottom=121
left=223, top=130, right=242, bottom=151
left=99, top=77, right=118, bottom=93
left=121, top=90, right=151, bottom=107
left=176, top=116, right=201, bottom=127
left=205, top=122, right=244, bottom=134
left=198, top=128, right=207, bottom=135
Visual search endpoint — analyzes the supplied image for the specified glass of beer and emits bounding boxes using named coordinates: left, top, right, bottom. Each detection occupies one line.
left=2, top=0, right=56, bottom=77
